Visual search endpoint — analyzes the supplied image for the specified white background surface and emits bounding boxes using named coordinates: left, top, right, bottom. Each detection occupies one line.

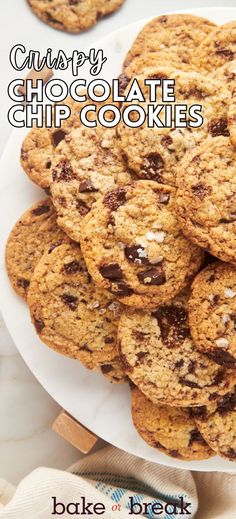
left=1, top=0, right=236, bottom=485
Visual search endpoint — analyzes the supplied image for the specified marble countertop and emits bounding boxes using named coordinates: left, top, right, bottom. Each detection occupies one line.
left=2, top=0, right=236, bottom=487
left=0, top=314, right=80, bottom=485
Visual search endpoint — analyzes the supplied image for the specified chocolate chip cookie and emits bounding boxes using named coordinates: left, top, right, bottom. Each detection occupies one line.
left=5, top=198, right=66, bottom=299
left=195, top=386, right=236, bottom=461
left=21, top=97, right=96, bottom=190
left=118, top=291, right=235, bottom=406
left=210, top=60, right=236, bottom=93
left=228, top=91, right=236, bottom=148
left=28, top=241, right=126, bottom=381
left=51, top=125, right=132, bottom=243
left=189, top=262, right=236, bottom=368
left=118, top=67, right=230, bottom=187
left=175, top=137, right=236, bottom=264
left=193, top=21, right=236, bottom=73
left=123, top=14, right=216, bottom=75
left=131, top=386, right=214, bottom=460
left=80, top=180, right=203, bottom=309
left=27, top=0, right=124, bottom=33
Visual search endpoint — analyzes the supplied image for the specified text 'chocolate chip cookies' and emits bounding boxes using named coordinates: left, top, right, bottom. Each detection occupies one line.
left=80, top=181, right=203, bottom=309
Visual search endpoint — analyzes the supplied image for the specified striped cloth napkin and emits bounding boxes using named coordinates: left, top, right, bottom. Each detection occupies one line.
left=0, top=446, right=236, bottom=518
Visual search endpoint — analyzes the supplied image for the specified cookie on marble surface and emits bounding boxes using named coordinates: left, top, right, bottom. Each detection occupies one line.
left=189, top=262, right=236, bottom=368
left=28, top=241, right=126, bottom=381
left=118, top=291, right=235, bottom=406
left=131, top=386, right=214, bottom=460
left=51, top=125, right=133, bottom=243
left=27, top=0, right=124, bottom=33
left=123, top=14, right=216, bottom=73
left=175, top=137, right=236, bottom=264
left=193, top=21, right=236, bottom=73
left=21, top=96, right=97, bottom=190
left=117, top=66, right=230, bottom=187
left=194, top=386, right=236, bottom=461
left=5, top=198, right=66, bottom=299
left=80, top=181, right=203, bottom=309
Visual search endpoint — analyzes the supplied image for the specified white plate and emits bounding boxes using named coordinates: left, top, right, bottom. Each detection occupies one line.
left=1, top=6, right=236, bottom=473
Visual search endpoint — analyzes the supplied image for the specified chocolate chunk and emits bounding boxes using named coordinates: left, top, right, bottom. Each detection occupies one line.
left=132, top=330, right=146, bottom=342
left=46, top=12, right=64, bottom=26
left=140, top=153, right=165, bottom=182
left=209, top=392, right=219, bottom=401
left=119, top=352, right=132, bottom=372
left=175, top=359, right=184, bottom=368
left=107, top=214, right=115, bottom=226
left=64, top=261, right=81, bottom=274
left=80, top=344, right=92, bottom=352
left=104, top=336, right=114, bottom=344
left=17, top=278, right=30, bottom=290
left=46, top=160, right=51, bottom=169
left=208, top=118, right=229, bottom=137
left=52, top=129, right=67, bottom=147
left=153, top=304, right=190, bottom=347
left=226, top=448, right=236, bottom=460
left=159, top=15, right=167, bottom=23
left=103, top=188, right=126, bottom=211
left=206, top=349, right=236, bottom=368
left=213, top=369, right=225, bottom=386
left=79, top=180, right=97, bottom=193
left=118, top=73, right=129, bottom=95
left=52, top=159, right=76, bottom=182
left=101, top=364, right=112, bottom=374
left=179, top=378, right=200, bottom=389
left=161, top=135, right=173, bottom=148
left=169, top=450, right=179, bottom=458
left=189, top=429, right=205, bottom=445
left=99, top=263, right=123, bottom=281
left=217, top=389, right=236, bottom=416
left=215, top=49, right=234, bottom=60
left=191, top=183, right=212, bottom=200
left=48, top=239, right=63, bottom=254
left=124, top=245, right=148, bottom=264
left=34, top=318, right=45, bottom=333
left=136, top=351, right=148, bottom=361
left=69, top=0, right=79, bottom=4
left=138, top=267, right=166, bottom=285
left=183, top=88, right=206, bottom=100
left=21, top=149, right=28, bottom=161
left=32, top=204, right=50, bottom=216
left=155, top=441, right=166, bottom=450
left=188, top=361, right=197, bottom=374
left=76, top=199, right=90, bottom=216
left=44, top=187, right=51, bottom=196
left=189, top=406, right=207, bottom=419
left=113, top=282, right=133, bottom=297
left=220, top=214, right=236, bottom=223
left=158, top=192, right=170, bottom=205
left=61, top=294, right=78, bottom=310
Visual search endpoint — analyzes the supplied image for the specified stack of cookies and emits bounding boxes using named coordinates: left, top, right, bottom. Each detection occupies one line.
left=6, top=14, right=236, bottom=462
